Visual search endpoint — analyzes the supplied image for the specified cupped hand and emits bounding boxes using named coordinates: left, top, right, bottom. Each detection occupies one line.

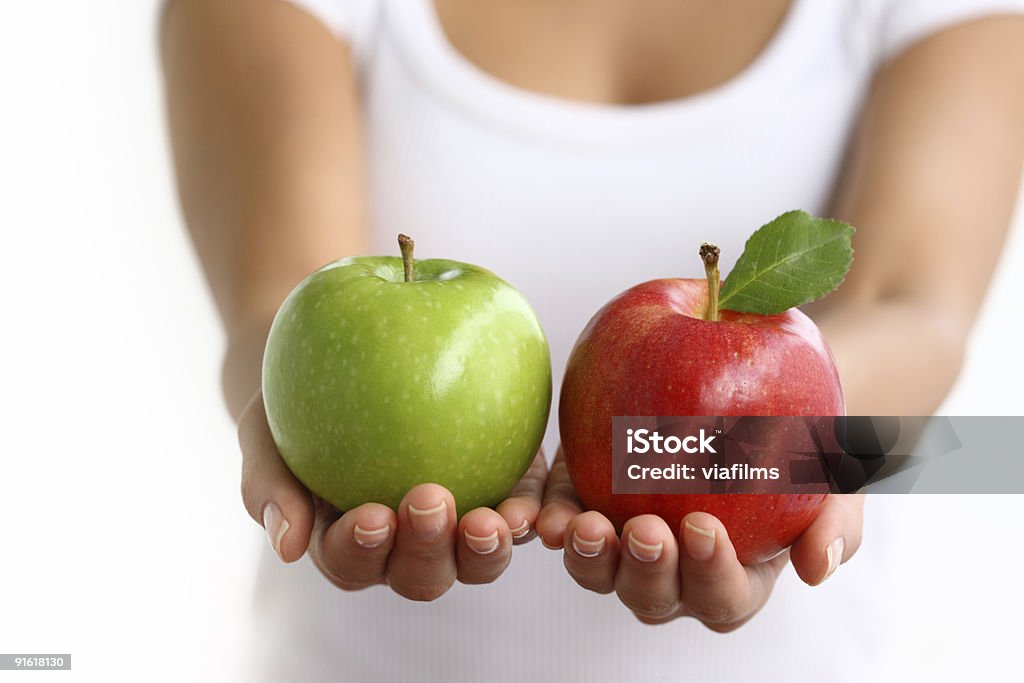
left=536, top=448, right=864, bottom=631
left=237, top=390, right=547, bottom=601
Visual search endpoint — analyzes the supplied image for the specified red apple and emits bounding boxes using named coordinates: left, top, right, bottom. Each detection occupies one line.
left=559, top=275, right=844, bottom=564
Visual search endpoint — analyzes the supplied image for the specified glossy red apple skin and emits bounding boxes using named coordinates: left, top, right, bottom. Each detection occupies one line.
left=559, top=278, right=844, bottom=564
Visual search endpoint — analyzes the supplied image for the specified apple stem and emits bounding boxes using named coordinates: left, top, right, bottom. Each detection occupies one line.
left=398, top=234, right=415, bottom=282
left=700, top=242, right=721, bottom=321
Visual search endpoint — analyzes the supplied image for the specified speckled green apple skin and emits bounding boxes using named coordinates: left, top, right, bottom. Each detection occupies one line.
left=262, top=255, right=552, bottom=514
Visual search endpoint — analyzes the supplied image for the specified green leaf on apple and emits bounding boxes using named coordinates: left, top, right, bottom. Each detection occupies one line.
left=718, top=210, right=854, bottom=315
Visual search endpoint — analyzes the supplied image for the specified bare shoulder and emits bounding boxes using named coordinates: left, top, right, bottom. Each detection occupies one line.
left=160, top=0, right=352, bottom=67
left=879, top=14, right=1024, bottom=92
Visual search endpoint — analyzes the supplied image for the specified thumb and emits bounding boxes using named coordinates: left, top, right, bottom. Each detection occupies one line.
left=238, top=390, right=315, bottom=563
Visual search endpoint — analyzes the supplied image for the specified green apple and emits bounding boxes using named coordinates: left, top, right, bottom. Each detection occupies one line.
left=262, top=235, right=552, bottom=514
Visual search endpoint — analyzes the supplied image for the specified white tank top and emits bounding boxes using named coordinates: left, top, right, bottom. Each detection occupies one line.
left=248, top=1, right=1024, bottom=680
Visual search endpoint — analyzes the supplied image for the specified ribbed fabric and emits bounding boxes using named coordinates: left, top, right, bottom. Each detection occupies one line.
left=251, top=1, right=1024, bottom=680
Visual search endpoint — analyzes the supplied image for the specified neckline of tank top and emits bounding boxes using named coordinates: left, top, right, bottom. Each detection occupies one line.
left=379, top=0, right=824, bottom=148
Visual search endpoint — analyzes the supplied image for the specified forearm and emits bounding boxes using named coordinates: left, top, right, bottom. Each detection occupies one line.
left=161, top=0, right=367, bottom=419
left=812, top=300, right=964, bottom=416
left=222, top=322, right=275, bottom=421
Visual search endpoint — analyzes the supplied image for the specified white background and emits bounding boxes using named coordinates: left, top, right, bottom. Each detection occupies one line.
left=0, top=1, right=1022, bottom=681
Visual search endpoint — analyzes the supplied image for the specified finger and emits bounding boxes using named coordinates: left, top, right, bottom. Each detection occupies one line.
left=310, top=502, right=397, bottom=590
left=385, top=483, right=458, bottom=601
left=562, top=511, right=620, bottom=594
left=238, top=391, right=315, bottom=563
left=614, top=515, right=683, bottom=621
left=678, top=512, right=788, bottom=630
left=496, top=448, right=547, bottom=544
left=456, top=507, right=512, bottom=584
left=536, top=447, right=583, bottom=548
left=791, top=493, right=864, bottom=586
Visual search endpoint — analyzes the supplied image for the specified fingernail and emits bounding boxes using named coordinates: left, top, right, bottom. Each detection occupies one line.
left=683, top=520, right=717, bottom=561
left=263, top=502, right=289, bottom=561
left=626, top=532, right=662, bottom=562
left=822, top=537, right=845, bottom=582
left=464, top=529, right=500, bottom=555
left=509, top=519, right=531, bottom=539
left=408, top=500, right=448, bottom=537
left=353, top=523, right=391, bottom=548
left=571, top=531, right=605, bottom=558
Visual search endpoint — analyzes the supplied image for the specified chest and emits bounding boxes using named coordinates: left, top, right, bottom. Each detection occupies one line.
left=360, top=0, right=873, bottom=399
left=433, top=0, right=795, bottom=105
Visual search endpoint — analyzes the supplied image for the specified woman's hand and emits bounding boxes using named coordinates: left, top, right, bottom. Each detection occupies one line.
left=536, top=449, right=864, bottom=631
left=238, top=390, right=547, bottom=601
